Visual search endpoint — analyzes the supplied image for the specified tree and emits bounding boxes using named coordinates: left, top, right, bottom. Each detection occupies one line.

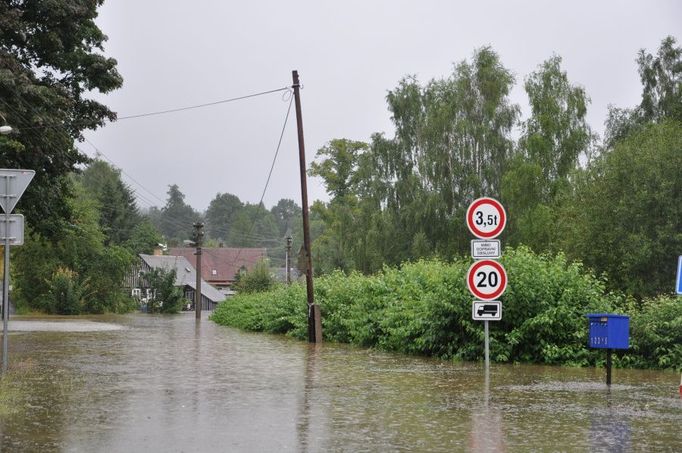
left=205, top=192, right=243, bottom=241
left=233, top=259, right=275, bottom=293
left=309, top=139, right=368, bottom=272
left=0, top=1, right=122, bottom=237
left=227, top=203, right=278, bottom=248
left=519, top=55, right=593, bottom=189
left=124, top=219, right=163, bottom=255
left=605, top=36, right=682, bottom=147
left=309, top=47, right=520, bottom=272
left=638, top=36, right=682, bottom=123
left=154, top=184, right=199, bottom=243
left=270, top=198, right=300, bottom=237
left=141, top=267, right=184, bottom=314
left=502, top=56, right=593, bottom=251
left=79, top=159, right=141, bottom=245
left=558, top=120, right=682, bottom=298
left=13, top=178, right=136, bottom=313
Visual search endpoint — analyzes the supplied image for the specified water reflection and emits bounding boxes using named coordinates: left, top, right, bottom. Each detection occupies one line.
left=297, top=344, right=321, bottom=452
left=0, top=314, right=679, bottom=451
left=468, top=365, right=508, bottom=452
left=589, top=390, right=631, bottom=452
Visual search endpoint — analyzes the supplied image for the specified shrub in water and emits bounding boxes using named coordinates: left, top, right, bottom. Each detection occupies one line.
left=211, top=246, right=679, bottom=369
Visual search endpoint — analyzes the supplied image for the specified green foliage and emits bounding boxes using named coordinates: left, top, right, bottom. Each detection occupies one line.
left=0, top=1, right=122, bottom=238
left=227, top=203, right=279, bottom=248
left=309, top=48, right=521, bottom=273
left=83, top=245, right=136, bottom=314
left=213, top=247, right=682, bottom=369
left=124, top=219, right=163, bottom=255
left=270, top=198, right=300, bottom=237
left=623, top=295, right=682, bottom=370
left=605, top=36, right=682, bottom=147
left=210, top=284, right=308, bottom=338
left=502, top=56, right=593, bottom=253
left=141, top=268, right=184, bottom=314
left=306, top=38, right=679, bottom=301
left=205, top=193, right=243, bottom=241
left=558, top=120, right=682, bottom=298
left=13, top=180, right=136, bottom=314
left=151, top=184, right=200, bottom=244
left=44, top=267, right=86, bottom=315
left=79, top=160, right=141, bottom=245
left=233, top=259, right=275, bottom=294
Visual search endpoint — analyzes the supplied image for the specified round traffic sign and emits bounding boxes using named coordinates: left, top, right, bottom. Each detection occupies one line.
left=467, top=259, right=507, bottom=300
left=466, top=197, right=506, bottom=239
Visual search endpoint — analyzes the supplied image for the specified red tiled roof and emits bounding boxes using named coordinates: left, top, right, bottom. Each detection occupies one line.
left=167, top=247, right=267, bottom=286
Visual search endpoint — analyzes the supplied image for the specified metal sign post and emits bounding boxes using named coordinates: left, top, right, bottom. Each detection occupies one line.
left=2, top=197, right=8, bottom=372
left=466, top=197, right=507, bottom=376
left=0, top=169, right=34, bottom=373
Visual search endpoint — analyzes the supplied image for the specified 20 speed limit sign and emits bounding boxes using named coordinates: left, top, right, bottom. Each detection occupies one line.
left=466, top=197, right=506, bottom=239
left=467, top=259, right=507, bottom=300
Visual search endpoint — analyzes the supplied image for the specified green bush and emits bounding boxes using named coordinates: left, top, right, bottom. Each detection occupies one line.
left=211, top=284, right=308, bottom=337
left=211, top=247, right=680, bottom=370
left=44, top=267, right=86, bottom=315
left=623, top=295, right=682, bottom=370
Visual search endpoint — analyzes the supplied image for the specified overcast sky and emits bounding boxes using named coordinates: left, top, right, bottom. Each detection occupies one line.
left=84, top=0, right=681, bottom=213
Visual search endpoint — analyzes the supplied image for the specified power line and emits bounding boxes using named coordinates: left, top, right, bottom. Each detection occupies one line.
left=258, top=93, right=294, bottom=205
left=3, top=84, right=297, bottom=273
left=225, top=92, right=295, bottom=273
left=80, top=139, right=168, bottom=206
left=117, top=87, right=291, bottom=120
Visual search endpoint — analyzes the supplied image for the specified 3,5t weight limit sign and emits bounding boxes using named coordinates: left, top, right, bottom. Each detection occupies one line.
left=467, top=259, right=507, bottom=300
left=466, top=197, right=506, bottom=239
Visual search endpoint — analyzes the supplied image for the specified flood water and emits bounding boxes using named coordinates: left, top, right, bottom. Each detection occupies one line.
left=0, top=313, right=680, bottom=452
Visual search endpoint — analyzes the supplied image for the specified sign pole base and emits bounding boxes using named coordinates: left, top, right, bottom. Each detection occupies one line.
left=484, top=320, right=490, bottom=374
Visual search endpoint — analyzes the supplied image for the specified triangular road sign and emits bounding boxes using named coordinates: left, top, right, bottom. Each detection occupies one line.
left=0, top=169, right=35, bottom=214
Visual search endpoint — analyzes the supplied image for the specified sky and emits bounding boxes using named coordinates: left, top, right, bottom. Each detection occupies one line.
left=84, top=0, right=681, bottom=213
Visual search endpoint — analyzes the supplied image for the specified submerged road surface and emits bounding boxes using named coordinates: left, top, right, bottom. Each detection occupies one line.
left=0, top=313, right=680, bottom=451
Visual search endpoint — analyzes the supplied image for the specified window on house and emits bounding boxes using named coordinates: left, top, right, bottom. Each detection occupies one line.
left=212, top=269, right=217, bottom=276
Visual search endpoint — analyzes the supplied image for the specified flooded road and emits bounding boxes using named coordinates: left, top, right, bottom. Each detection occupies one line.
left=0, top=313, right=680, bottom=452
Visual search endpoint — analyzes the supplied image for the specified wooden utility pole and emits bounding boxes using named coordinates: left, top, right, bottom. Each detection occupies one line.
left=292, top=70, right=322, bottom=343
left=286, top=235, right=292, bottom=285
left=193, top=221, right=204, bottom=320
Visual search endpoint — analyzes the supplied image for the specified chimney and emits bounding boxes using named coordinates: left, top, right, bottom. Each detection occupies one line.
left=153, top=246, right=163, bottom=256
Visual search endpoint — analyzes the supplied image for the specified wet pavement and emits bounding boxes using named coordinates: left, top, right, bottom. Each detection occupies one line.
left=0, top=313, right=680, bottom=452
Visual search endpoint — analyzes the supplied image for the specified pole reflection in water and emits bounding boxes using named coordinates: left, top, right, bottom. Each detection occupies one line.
left=469, top=365, right=508, bottom=452
left=589, top=388, right=632, bottom=452
left=297, top=343, right=322, bottom=452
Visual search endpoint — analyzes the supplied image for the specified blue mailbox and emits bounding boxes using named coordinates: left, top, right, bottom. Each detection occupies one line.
left=586, top=314, right=629, bottom=349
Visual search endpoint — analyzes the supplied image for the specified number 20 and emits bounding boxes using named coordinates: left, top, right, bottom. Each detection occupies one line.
left=476, top=271, right=498, bottom=288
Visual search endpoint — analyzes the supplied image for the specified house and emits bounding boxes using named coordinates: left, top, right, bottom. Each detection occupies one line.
left=167, top=247, right=267, bottom=290
left=128, top=253, right=225, bottom=311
